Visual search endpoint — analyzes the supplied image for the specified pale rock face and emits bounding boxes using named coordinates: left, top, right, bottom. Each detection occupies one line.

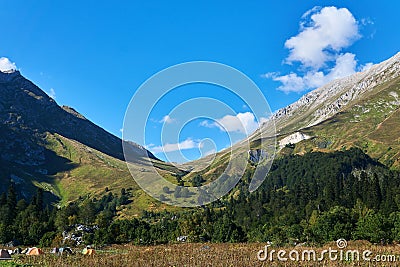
left=279, top=132, right=311, bottom=149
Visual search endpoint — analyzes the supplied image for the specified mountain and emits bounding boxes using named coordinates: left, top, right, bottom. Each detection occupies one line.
left=183, top=52, right=400, bottom=187
left=0, top=70, right=169, bottom=214
left=266, top=52, right=399, bottom=133
left=253, top=52, right=400, bottom=167
left=0, top=70, right=157, bottom=162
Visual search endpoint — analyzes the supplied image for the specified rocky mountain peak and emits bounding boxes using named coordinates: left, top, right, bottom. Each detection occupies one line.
left=266, top=52, right=400, bottom=134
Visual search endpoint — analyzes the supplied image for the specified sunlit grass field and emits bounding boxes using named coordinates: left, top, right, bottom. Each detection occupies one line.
left=2, top=241, right=400, bottom=267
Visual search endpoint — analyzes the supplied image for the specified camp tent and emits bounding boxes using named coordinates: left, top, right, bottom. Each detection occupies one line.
left=51, top=247, right=73, bottom=256
left=27, top=247, right=44, bottom=255
left=0, top=249, right=11, bottom=259
left=82, top=248, right=95, bottom=255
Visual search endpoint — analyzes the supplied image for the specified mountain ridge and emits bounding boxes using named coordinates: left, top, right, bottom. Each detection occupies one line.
left=265, top=52, right=400, bottom=136
left=0, top=70, right=156, bottom=163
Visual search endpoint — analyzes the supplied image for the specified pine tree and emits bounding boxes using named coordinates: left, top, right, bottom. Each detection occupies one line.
left=35, top=188, right=44, bottom=212
left=5, top=184, right=17, bottom=225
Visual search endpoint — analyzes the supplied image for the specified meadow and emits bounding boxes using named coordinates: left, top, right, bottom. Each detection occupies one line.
left=2, top=241, right=400, bottom=267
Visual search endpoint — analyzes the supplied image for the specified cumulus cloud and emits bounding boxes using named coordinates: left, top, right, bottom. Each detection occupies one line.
left=360, top=62, right=374, bottom=72
left=149, top=138, right=201, bottom=153
left=201, top=112, right=265, bottom=135
left=0, top=57, right=17, bottom=72
left=285, top=6, right=360, bottom=69
left=269, top=52, right=358, bottom=93
left=264, top=6, right=371, bottom=93
left=159, top=115, right=175, bottom=124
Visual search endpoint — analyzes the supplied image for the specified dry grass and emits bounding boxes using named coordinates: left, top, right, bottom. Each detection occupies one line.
left=6, top=242, right=400, bottom=267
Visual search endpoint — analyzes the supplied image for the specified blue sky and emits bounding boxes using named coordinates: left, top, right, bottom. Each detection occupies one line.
left=1, top=1, right=399, bottom=162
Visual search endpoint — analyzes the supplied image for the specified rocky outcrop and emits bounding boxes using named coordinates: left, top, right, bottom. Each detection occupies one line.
left=279, top=132, right=311, bottom=149
left=248, top=149, right=268, bottom=164
left=62, top=224, right=99, bottom=246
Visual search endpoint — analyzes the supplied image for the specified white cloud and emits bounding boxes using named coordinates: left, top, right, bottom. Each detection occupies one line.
left=264, top=6, right=370, bottom=93
left=47, top=88, right=56, bottom=99
left=360, top=17, right=373, bottom=26
left=270, top=53, right=358, bottom=93
left=360, top=62, right=373, bottom=72
left=159, top=115, right=175, bottom=124
left=201, top=112, right=265, bottom=135
left=149, top=138, right=201, bottom=153
left=270, top=72, right=308, bottom=93
left=199, top=120, right=214, bottom=128
left=285, top=6, right=360, bottom=69
left=0, top=57, right=17, bottom=72
left=328, top=52, right=357, bottom=80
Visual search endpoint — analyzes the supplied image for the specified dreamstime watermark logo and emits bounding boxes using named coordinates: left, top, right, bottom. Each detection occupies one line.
left=257, top=239, right=399, bottom=263
left=122, top=61, right=276, bottom=207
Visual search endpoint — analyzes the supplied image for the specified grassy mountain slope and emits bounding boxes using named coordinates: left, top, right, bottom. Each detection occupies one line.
left=0, top=70, right=181, bottom=215
left=295, top=75, right=400, bottom=168
left=46, top=133, right=181, bottom=217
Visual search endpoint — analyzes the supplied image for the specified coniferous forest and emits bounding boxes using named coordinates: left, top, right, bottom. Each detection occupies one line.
left=1, top=148, right=400, bottom=247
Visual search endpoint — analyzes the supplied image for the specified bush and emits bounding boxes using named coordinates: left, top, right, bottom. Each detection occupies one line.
left=354, top=210, right=391, bottom=243
left=39, top=231, right=56, bottom=247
